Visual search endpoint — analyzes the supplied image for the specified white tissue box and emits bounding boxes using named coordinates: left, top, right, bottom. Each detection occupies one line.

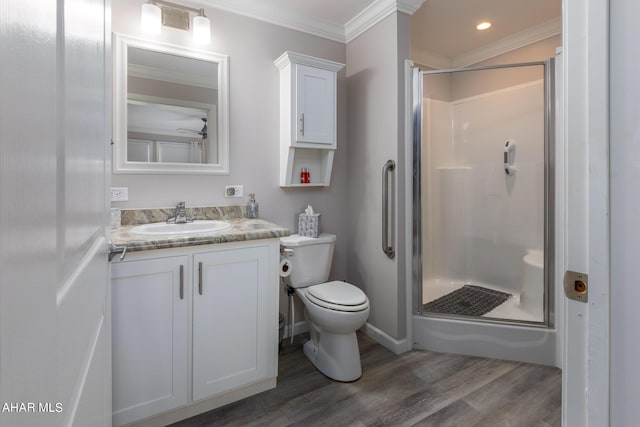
left=298, top=213, right=320, bottom=237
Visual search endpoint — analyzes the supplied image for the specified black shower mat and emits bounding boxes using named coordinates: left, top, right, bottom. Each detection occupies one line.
left=423, top=285, right=511, bottom=317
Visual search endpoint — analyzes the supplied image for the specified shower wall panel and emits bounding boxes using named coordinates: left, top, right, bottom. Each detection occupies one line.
left=423, top=80, right=544, bottom=294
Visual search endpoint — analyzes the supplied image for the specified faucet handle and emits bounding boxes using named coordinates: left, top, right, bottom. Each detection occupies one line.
left=176, top=201, right=186, bottom=209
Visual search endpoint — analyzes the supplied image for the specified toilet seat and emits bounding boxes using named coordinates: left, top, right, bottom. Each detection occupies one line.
left=305, top=281, right=369, bottom=312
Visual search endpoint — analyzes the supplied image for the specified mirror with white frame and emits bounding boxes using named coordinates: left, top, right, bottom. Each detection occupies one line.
left=113, top=33, right=229, bottom=174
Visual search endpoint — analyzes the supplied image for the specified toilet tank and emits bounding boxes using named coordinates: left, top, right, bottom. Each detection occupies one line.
left=280, top=233, right=336, bottom=288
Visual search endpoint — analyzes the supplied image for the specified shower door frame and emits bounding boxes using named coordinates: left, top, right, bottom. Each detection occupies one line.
left=412, top=59, right=556, bottom=328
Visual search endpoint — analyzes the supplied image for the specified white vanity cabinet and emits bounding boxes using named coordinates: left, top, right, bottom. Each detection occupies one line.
left=111, top=239, right=279, bottom=427
left=192, top=245, right=274, bottom=400
left=275, top=51, right=344, bottom=187
left=111, top=256, right=189, bottom=426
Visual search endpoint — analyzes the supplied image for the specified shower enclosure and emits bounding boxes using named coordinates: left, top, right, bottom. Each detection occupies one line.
left=411, top=60, right=557, bottom=364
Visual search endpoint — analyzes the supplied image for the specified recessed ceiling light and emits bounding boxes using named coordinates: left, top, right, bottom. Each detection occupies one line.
left=476, top=22, right=492, bottom=31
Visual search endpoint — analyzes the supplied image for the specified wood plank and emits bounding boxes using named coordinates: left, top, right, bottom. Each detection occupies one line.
left=170, top=333, right=561, bottom=427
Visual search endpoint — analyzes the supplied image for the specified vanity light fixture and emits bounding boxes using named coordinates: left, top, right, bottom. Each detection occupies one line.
left=140, top=0, right=211, bottom=44
left=476, top=21, right=492, bottom=30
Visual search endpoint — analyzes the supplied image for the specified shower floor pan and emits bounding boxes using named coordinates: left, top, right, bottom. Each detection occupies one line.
left=422, top=279, right=543, bottom=323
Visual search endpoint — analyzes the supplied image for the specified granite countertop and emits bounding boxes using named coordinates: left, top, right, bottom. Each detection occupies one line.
left=110, top=206, right=290, bottom=252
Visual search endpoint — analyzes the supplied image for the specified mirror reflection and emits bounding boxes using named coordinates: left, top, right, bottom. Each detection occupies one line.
left=127, top=47, right=218, bottom=165
left=113, top=34, right=229, bottom=174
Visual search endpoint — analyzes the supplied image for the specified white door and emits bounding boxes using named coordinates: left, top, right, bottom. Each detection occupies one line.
left=561, top=0, right=610, bottom=425
left=0, top=0, right=111, bottom=426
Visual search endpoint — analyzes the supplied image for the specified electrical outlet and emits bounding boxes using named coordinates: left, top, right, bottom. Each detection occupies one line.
left=225, top=185, right=244, bottom=198
left=111, top=187, right=128, bottom=202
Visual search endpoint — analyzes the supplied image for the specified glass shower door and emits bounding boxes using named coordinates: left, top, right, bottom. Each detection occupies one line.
left=415, top=61, right=553, bottom=325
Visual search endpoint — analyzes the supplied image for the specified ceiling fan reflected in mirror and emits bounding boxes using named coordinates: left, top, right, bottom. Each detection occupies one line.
left=177, top=118, right=208, bottom=139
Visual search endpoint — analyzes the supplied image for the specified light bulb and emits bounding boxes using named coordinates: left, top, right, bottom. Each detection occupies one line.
left=476, top=22, right=492, bottom=31
left=141, top=1, right=161, bottom=35
left=193, top=14, right=211, bottom=44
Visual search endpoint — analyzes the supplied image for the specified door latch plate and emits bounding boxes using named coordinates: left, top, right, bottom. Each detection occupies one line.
left=564, top=270, right=588, bottom=303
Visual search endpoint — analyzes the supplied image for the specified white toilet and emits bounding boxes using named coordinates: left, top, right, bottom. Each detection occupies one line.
left=280, top=233, right=370, bottom=382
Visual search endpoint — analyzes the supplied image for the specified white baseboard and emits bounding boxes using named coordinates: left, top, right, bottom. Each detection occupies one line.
left=361, top=322, right=410, bottom=355
left=122, top=378, right=276, bottom=427
left=283, top=320, right=308, bottom=339
left=285, top=320, right=410, bottom=355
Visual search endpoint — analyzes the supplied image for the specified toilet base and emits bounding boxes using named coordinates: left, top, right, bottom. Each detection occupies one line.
left=303, top=330, right=362, bottom=382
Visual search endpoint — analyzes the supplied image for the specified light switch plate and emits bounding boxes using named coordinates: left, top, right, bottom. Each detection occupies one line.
left=111, top=187, right=128, bottom=202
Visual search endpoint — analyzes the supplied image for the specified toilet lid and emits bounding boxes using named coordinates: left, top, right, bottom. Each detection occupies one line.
left=306, top=281, right=368, bottom=312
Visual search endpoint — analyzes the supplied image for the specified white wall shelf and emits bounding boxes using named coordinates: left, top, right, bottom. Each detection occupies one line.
left=281, top=147, right=334, bottom=187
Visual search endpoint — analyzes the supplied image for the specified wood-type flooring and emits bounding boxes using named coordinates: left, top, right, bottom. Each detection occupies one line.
left=171, top=332, right=561, bottom=427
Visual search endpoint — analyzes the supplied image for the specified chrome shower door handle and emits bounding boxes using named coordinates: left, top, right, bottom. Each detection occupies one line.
left=382, top=159, right=396, bottom=259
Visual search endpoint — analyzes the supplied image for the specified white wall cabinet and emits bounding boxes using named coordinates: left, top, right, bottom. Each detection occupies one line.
left=294, top=64, right=336, bottom=145
left=111, top=239, right=279, bottom=426
left=275, top=51, right=344, bottom=187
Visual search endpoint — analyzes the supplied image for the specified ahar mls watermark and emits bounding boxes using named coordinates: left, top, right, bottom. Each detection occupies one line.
left=1, top=402, right=63, bottom=413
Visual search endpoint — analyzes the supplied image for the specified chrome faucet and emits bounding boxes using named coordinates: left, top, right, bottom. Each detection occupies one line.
left=167, top=201, right=192, bottom=224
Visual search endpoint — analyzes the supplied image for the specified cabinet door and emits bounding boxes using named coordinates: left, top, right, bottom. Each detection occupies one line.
left=111, top=256, right=189, bottom=426
left=193, top=245, right=274, bottom=401
left=295, top=64, right=336, bottom=145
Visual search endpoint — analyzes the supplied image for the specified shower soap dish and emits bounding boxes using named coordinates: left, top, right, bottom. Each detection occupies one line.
left=298, top=205, right=320, bottom=237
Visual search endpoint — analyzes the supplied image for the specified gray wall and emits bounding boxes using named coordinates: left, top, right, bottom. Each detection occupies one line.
left=611, top=0, right=640, bottom=423
left=346, top=12, right=410, bottom=341
left=112, top=0, right=349, bottom=322
left=112, top=1, right=558, bottom=346
left=111, top=0, right=348, bottom=285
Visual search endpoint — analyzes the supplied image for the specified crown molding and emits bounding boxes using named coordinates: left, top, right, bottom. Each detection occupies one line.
left=345, top=0, right=426, bottom=43
left=195, top=0, right=346, bottom=43
left=274, top=51, right=345, bottom=72
left=451, top=17, right=562, bottom=68
left=345, top=0, right=397, bottom=44
left=410, top=48, right=451, bottom=70
left=194, top=0, right=425, bottom=45
left=397, top=0, right=427, bottom=15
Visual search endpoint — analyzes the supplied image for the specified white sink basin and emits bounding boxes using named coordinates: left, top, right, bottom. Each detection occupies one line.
left=130, top=220, right=232, bottom=237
